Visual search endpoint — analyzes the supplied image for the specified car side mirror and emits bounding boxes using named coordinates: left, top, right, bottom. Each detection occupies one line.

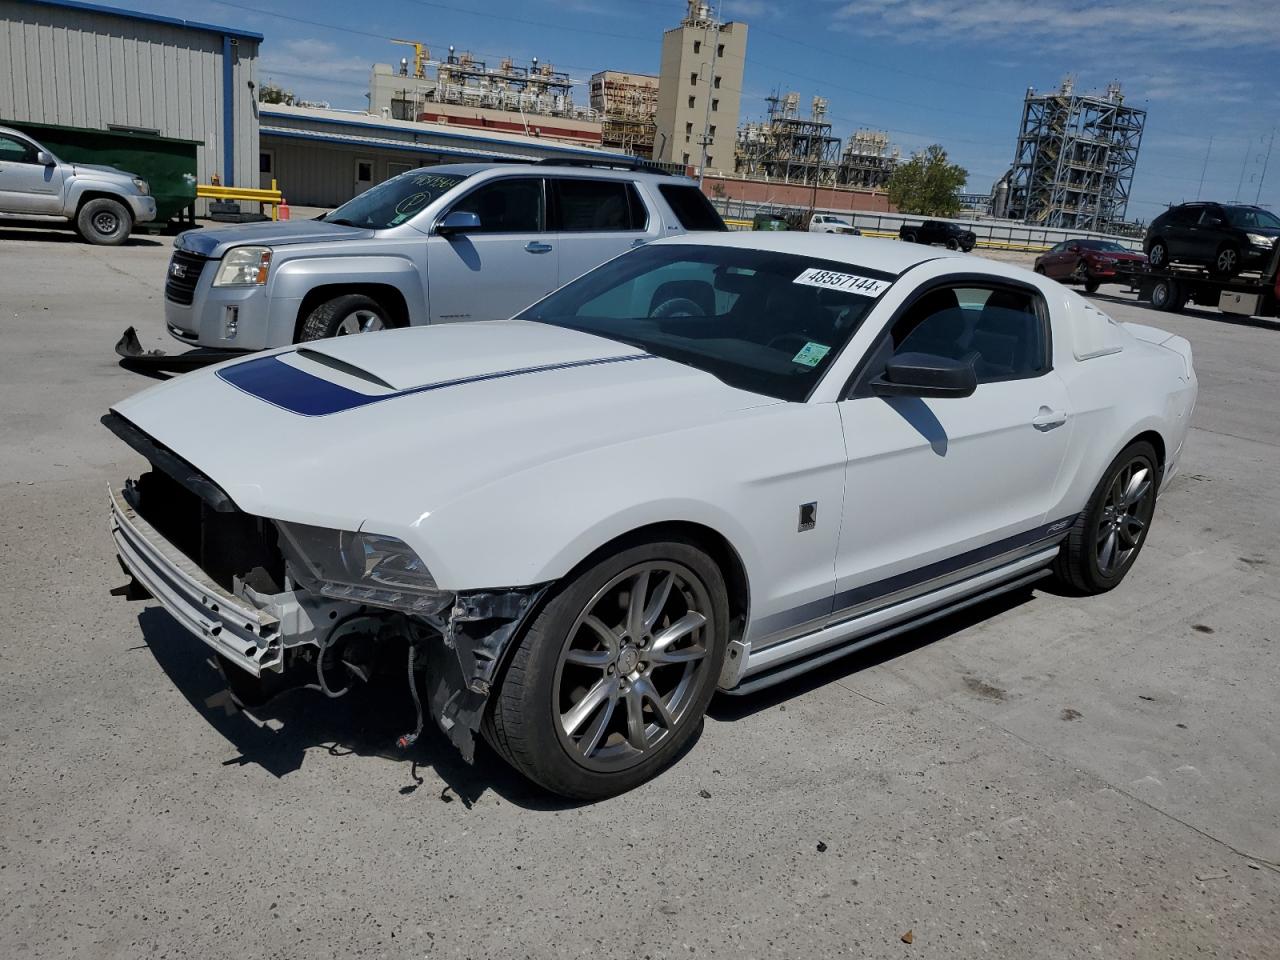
left=436, top=210, right=481, bottom=236
left=36, top=150, right=55, bottom=165
left=870, top=352, right=977, bottom=399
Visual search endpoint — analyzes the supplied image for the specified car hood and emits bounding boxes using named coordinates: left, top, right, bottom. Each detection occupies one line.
left=175, top=218, right=374, bottom=257
left=110, top=320, right=778, bottom=529
left=71, top=162, right=138, bottom=181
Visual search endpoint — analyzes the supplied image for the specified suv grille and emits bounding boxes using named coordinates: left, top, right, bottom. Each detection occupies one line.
left=164, top=250, right=210, bottom=305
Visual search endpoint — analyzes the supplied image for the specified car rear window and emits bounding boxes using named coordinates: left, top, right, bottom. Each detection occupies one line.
left=658, top=184, right=728, bottom=231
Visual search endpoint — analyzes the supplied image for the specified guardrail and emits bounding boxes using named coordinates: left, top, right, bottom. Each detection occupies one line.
left=713, top=198, right=1142, bottom=253
left=196, top=179, right=285, bottom=219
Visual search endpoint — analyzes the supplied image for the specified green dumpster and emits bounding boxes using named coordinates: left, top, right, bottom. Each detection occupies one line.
left=3, top=120, right=200, bottom=225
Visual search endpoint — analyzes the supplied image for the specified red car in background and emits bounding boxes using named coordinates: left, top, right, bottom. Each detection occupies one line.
left=1034, top=239, right=1147, bottom=292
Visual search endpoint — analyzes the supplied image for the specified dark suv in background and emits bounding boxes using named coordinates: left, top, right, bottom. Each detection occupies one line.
left=899, top=219, right=976, bottom=251
left=1145, top=202, right=1280, bottom=276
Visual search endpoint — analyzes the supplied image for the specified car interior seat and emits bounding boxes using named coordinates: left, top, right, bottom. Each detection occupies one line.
left=648, top=279, right=717, bottom=318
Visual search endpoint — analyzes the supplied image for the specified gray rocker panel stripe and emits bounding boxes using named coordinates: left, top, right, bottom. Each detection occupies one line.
left=750, top=514, right=1077, bottom=644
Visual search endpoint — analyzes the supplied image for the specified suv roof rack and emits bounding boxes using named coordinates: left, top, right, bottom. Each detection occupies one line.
left=534, top=157, right=675, bottom=174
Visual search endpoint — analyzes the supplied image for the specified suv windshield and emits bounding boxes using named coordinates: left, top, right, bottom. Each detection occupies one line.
left=1224, top=206, right=1280, bottom=230
left=517, top=243, right=893, bottom=401
left=324, top=171, right=470, bottom=229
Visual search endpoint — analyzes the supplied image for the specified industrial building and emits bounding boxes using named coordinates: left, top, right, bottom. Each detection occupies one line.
left=368, top=46, right=602, bottom=148
left=0, top=0, right=260, bottom=192
left=654, top=0, right=747, bottom=172
left=735, top=92, right=900, bottom=190
left=590, top=70, right=659, bottom=157
left=1005, top=78, right=1146, bottom=230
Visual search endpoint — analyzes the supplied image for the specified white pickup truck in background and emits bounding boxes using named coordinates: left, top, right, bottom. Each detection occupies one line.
left=809, top=213, right=860, bottom=235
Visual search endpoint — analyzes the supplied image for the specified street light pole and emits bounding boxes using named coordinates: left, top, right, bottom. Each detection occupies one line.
left=697, top=5, right=721, bottom=187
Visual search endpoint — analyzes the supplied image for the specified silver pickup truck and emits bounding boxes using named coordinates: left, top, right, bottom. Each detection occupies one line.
left=162, top=161, right=727, bottom=350
left=0, top=125, right=157, bottom=245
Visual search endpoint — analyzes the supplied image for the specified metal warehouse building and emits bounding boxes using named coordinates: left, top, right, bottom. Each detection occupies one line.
left=0, top=0, right=260, bottom=190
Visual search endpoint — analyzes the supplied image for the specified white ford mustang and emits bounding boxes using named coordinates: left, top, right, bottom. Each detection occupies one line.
left=106, top=233, right=1197, bottom=798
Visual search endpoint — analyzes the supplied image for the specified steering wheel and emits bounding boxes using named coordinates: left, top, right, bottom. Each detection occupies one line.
left=650, top=297, right=706, bottom=319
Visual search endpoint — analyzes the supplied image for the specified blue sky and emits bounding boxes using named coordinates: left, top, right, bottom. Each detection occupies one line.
left=123, top=0, right=1277, bottom=221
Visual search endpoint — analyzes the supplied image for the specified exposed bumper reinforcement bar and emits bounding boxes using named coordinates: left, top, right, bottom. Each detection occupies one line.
left=109, top=484, right=283, bottom=676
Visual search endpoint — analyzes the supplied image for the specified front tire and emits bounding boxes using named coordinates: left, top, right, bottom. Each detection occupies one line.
left=1084, top=278, right=1101, bottom=293
left=1213, top=244, right=1241, bottom=277
left=486, top=539, right=729, bottom=799
left=76, top=197, right=132, bottom=246
left=1053, top=441, right=1158, bottom=594
left=298, top=294, right=391, bottom=341
left=902, top=231, right=917, bottom=243
left=1149, top=277, right=1185, bottom=312
left=945, top=237, right=959, bottom=250
left=1147, top=239, right=1168, bottom=267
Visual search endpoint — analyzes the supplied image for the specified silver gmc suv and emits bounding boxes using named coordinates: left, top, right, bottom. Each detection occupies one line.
left=163, top=161, right=726, bottom=349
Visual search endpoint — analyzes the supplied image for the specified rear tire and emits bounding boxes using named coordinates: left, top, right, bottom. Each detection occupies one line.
left=298, top=294, right=392, bottom=341
left=485, top=538, right=729, bottom=799
left=1147, top=239, right=1168, bottom=268
left=902, top=231, right=917, bottom=243
left=945, top=237, right=959, bottom=250
left=76, top=197, right=132, bottom=246
left=1149, top=277, right=1185, bottom=312
left=1053, top=441, right=1158, bottom=594
left=1084, top=278, right=1101, bottom=293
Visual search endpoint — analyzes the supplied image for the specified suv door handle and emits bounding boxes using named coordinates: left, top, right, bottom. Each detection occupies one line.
left=524, top=241, right=553, bottom=254
left=1032, top=407, right=1067, bottom=431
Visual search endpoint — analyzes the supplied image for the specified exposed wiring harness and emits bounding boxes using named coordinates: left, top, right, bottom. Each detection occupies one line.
left=396, top=643, right=425, bottom=750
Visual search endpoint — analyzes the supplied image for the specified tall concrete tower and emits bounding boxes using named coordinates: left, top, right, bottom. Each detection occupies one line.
left=654, top=1, right=748, bottom=173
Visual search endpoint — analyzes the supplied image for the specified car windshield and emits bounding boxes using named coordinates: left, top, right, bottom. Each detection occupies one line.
left=1224, top=206, right=1280, bottom=230
left=323, top=171, right=470, bottom=229
left=517, top=244, right=894, bottom=402
left=1077, top=239, right=1129, bottom=252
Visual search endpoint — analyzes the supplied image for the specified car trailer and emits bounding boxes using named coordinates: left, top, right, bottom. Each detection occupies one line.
left=1117, top=244, right=1280, bottom=319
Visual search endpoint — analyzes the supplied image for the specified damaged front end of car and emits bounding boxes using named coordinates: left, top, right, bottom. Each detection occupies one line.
left=103, top=412, right=546, bottom=762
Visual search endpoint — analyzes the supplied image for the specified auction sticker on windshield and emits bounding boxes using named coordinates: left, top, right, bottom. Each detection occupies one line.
left=794, top=268, right=891, bottom=297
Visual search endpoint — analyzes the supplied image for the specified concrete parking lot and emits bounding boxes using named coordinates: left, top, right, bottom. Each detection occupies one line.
left=1, top=221, right=1277, bottom=960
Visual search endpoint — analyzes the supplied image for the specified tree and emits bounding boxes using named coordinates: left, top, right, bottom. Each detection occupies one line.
left=258, top=81, right=296, bottom=106
left=887, top=144, right=968, bottom=217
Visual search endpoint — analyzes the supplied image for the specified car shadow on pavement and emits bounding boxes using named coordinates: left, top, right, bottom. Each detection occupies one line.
left=135, top=607, right=588, bottom=810
left=707, top=587, right=1037, bottom=721
left=0, top=224, right=162, bottom=246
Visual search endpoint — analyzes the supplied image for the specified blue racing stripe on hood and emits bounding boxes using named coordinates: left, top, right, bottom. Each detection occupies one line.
left=216, top=352, right=653, bottom=416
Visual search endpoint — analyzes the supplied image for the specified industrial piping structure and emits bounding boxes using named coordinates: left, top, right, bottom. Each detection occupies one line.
left=734, top=92, right=900, bottom=189
left=1005, top=78, right=1145, bottom=231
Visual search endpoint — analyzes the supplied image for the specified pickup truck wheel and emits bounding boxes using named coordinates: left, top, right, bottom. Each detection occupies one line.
left=298, top=294, right=391, bottom=341
left=485, top=539, right=729, bottom=799
left=76, top=198, right=132, bottom=246
left=1053, top=441, right=1158, bottom=594
left=945, top=237, right=959, bottom=250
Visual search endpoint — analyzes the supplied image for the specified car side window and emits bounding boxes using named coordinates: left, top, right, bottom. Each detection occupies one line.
left=447, top=177, right=543, bottom=233
left=0, top=135, right=38, bottom=164
left=553, top=178, right=648, bottom=232
left=885, top=284, right=1049, bottom=386
left=1200, top=206, right=1224, bottom=226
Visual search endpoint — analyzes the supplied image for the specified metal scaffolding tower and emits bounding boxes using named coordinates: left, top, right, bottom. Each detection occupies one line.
left=1007, top=78, right=1145, bottom=230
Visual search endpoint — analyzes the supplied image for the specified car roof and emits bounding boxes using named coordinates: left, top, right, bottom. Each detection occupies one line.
left=650, top=231, right=967, bottom=275
left=420, top=161, right=693, bottom=184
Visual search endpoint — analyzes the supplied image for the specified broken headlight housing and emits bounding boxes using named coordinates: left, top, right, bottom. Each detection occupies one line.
left=275, top=522, right=453, bottom=615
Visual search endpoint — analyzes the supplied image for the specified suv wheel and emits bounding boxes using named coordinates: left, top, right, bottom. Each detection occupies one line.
left=902, top=231, right=917, bottom=243
left=1053, top=441, right=1158, bottom=594
left=1148, top=239, right=1168, bottom=267
left=945, top=237, right=959, bottom=250
left=1214, top=244, right=1241, bottom=277
left=299, top=294, right=392, bottom=341
left=76, top=198, right=132, bottom=246
left=485, top=539, right=729, bottom=799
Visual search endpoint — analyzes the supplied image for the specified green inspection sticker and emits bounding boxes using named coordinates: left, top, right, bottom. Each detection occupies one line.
left=792, top=341, right=831, bottom=367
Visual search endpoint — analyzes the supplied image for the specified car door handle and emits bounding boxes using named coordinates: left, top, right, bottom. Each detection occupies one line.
left=524, top=241, right=553, bottom=254
left=1032, top=407, right=1068, bottom=431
